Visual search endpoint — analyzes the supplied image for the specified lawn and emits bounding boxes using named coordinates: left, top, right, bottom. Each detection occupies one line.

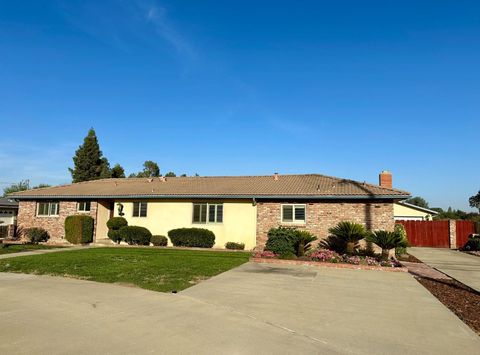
left=0, top=244, right=62, bottom=255
left=0, top=247, right=251, bottom=292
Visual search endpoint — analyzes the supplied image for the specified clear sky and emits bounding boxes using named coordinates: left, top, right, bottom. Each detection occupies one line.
left=0, top=1, right=478, bottom=210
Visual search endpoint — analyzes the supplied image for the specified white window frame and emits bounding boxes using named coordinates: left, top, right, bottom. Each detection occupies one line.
left=281, top=204, right=306, bottom=224
left=36, top=201, right=59, bottom=217
left=77, top=201, right=91, bottom=213
left=132, top=202, right=148, bottom=218
left=192, top=203, right=223, bottom=224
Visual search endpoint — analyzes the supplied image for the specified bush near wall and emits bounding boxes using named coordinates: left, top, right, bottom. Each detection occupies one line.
left=65, top=215, right=94, bottom=244
left=119, top=226, right=152, bottom=245
left=107, top=217, right=128, bottom=244
left=151, top=235, right=168, bottom=246
left=26, top=227, right=50, bottom=244
left=225, top=242, right=245, bottom=250
left=168, top=228, right=215, bottom=248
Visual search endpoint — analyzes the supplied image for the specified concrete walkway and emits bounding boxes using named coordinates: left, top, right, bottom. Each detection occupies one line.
left=0, top=246, right=86, bottom=260
left=1, top=263, right=478, bottom=354
left=409, top=247, right=480, bottom=292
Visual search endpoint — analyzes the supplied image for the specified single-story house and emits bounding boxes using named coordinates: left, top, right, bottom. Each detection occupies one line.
left=9, top=171, right=410, bottom=249
left=0, top=197, right=18, bottom=226
left=394, top=201, right=438, bottom=221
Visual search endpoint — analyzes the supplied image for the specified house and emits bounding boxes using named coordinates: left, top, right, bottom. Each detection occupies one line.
left=9, top=171, right=410, bottom=249
left=394, top=201, right=438, bottom=221
left=0, top=197, right=18, bottom=226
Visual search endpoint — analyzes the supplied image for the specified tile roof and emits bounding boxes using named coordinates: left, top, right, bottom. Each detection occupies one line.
left=9, top=174, right=410, bottom=200
left=0, top=197, right=19, bottom=207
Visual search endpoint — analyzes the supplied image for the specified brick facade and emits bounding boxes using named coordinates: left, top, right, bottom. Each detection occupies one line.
left=256, top=201, right=394, bottom=248
left=17, top=201, right=98, bottom=244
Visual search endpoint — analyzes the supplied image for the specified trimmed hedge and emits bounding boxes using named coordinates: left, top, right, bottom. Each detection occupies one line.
left=168, top=228, right=215, bottom=248
left=65, top=215, right=94, bottom=244
left=225, top=242, right=245, bottom=250
left=151, top=235, right=168, bottom=246
left=26, top=227, right=50, bottom=244
left=106, top=217, right=128, bottom=230
left=264, top=226, right=316, bottom=257
left=119, top=226, right=152, bottom=245
left=107, top=217, right=128, bottom=244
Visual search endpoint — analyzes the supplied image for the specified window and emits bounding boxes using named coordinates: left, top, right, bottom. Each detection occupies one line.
left=281, top=204, right=306, bottom=223
left=77, top=201, right=91, bottom=212
left=132, top=202, right=148, bottom=217
left=193, top=203, right=223, bottom=223
left=37, top=202, right=59, bottom=216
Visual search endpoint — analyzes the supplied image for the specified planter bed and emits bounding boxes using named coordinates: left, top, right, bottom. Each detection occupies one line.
left=250, top=257, right=407, bottom=272
left=463, top=251, right=480, bottom=257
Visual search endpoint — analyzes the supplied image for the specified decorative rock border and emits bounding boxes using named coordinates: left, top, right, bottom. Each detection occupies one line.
left=250, top=257, right=408, bottom=272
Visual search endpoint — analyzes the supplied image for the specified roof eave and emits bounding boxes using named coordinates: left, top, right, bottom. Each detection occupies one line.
left=10, top=194, right=411, bottom=200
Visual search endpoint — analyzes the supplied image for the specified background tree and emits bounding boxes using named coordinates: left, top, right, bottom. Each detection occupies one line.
left=69, top=128, right=110, bottom=183
left=405, top=196, right=429, bottom=209
left=165, top=172, right=176, bottom=177
left=129, top=160, right=160, bottom=178
left=3, top=180, right=30, bottom=196
left=111, top=164, right=126, bottom=178
left=2, top=180, right=50, bottom=196
left=469, top=190, right=480, bottom=212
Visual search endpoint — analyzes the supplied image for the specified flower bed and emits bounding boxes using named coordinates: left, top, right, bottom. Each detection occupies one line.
left=464, top=251, right=480, bottom=257
left=252, top=249, right=405, bottom=272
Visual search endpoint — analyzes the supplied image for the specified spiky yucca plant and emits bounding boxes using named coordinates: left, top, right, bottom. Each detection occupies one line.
left=328, top=221, right=367, bottom=255
left=367, top=230, right=407, bottom=259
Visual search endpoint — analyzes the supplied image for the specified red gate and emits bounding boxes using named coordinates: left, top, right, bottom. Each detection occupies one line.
left=456, top=220, right=475, bottom=248
left=397, top=220, right=450, bottom=248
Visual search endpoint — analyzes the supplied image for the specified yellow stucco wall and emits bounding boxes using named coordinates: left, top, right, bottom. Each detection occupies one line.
left=394, top=203, right=432, bottom=220
left=112, top=200, right=257, bottom=250
left=95, top=201, right=112, bottom=241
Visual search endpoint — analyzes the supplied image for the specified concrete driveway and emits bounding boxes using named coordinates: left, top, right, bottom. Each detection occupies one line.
left=1, top=263, right=479, bottom=354
left=409, top=247, right=480, bottom=292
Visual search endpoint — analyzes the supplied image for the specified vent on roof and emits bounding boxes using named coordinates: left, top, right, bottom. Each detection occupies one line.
left=273, top=173, right=279, bottom=181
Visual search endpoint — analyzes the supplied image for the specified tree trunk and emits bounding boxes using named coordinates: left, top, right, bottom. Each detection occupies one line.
left=381, top=249, right=389, bottom=260
left=346, top=242, right=355, bottom=255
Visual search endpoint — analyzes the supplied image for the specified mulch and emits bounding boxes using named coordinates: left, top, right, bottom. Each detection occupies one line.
left=415, top=276, right=480, bottom=335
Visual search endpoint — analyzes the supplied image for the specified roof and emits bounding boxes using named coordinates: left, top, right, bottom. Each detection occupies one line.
left=0, top=197, right=19, bottom=208
left=8, top=174, right=410, bottom=200
left=396, top=201, right=439, bottom=215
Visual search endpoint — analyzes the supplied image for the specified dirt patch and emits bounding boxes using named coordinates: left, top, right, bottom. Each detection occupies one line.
left=397, top=254, right=422, bottom=263
left=416, top=277, right=480, bottom=335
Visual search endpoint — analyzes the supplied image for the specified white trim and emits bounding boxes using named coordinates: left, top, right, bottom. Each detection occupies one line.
left=132, top=202, right=148, bottom=218
left=77, top=201, right=91, bottom=213
left=281, top=204, right=306, bottom=224
left=36, top=201, right=59, bottom=217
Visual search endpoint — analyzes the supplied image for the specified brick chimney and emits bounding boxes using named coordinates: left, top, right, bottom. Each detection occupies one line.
left=379, top=170, right=392, bottom=188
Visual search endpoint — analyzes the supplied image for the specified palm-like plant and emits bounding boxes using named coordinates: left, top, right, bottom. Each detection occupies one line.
left=328, top=221, right=367, bottom=255
left=367, top=230, right=407, bottom=259
left=296, top=230, right=317, bottom=256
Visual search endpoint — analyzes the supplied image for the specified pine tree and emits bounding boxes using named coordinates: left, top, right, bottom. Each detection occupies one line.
left=111, top=164, right=126, bottom=178
left=69, top=128, right=110, bottom=183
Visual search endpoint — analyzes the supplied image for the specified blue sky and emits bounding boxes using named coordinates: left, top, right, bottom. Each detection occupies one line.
left=0, top=0, right=478, bottom=210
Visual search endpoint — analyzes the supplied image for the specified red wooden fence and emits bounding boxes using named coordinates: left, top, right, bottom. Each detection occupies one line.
left=397, top=220, right=450, bottom=248
left=455, top=220, right=475, bottom=248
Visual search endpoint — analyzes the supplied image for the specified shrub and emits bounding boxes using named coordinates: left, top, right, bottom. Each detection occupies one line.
left=107, top=229, right=123, bottom=244
left=151, top=235, right=168, bottom=247
left=106, top=217, right=128, bottom=230
left=264, top=226, right=299, bottom=255
left=225, top=242, right=245, bottom=250
left=119, top=226, right=152, bottom=245
left=394, top=224, right=409, bottom=256
left=328, top=221, right=367, bottom=254
left=296, top=230, right=317, bottom=256
left=168, top=228, right=215, bottom=248
left=462, top=235, right=480, bottom=251
left=107, top=217, right=128, bottom=244
left=318, top=235, right=349, bottom=254
left=65, top=215, right=94, bottom=244
left=25, top=227, right=50, bottom=244
left=278, top=251, right=297, bottom=259
left=367, top=230, right=407, bottom=259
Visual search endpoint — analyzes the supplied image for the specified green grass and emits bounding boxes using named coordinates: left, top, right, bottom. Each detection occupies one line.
left=0, top=244, right=62, bottom=255
left=0, top=247, right=251, bottom=292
